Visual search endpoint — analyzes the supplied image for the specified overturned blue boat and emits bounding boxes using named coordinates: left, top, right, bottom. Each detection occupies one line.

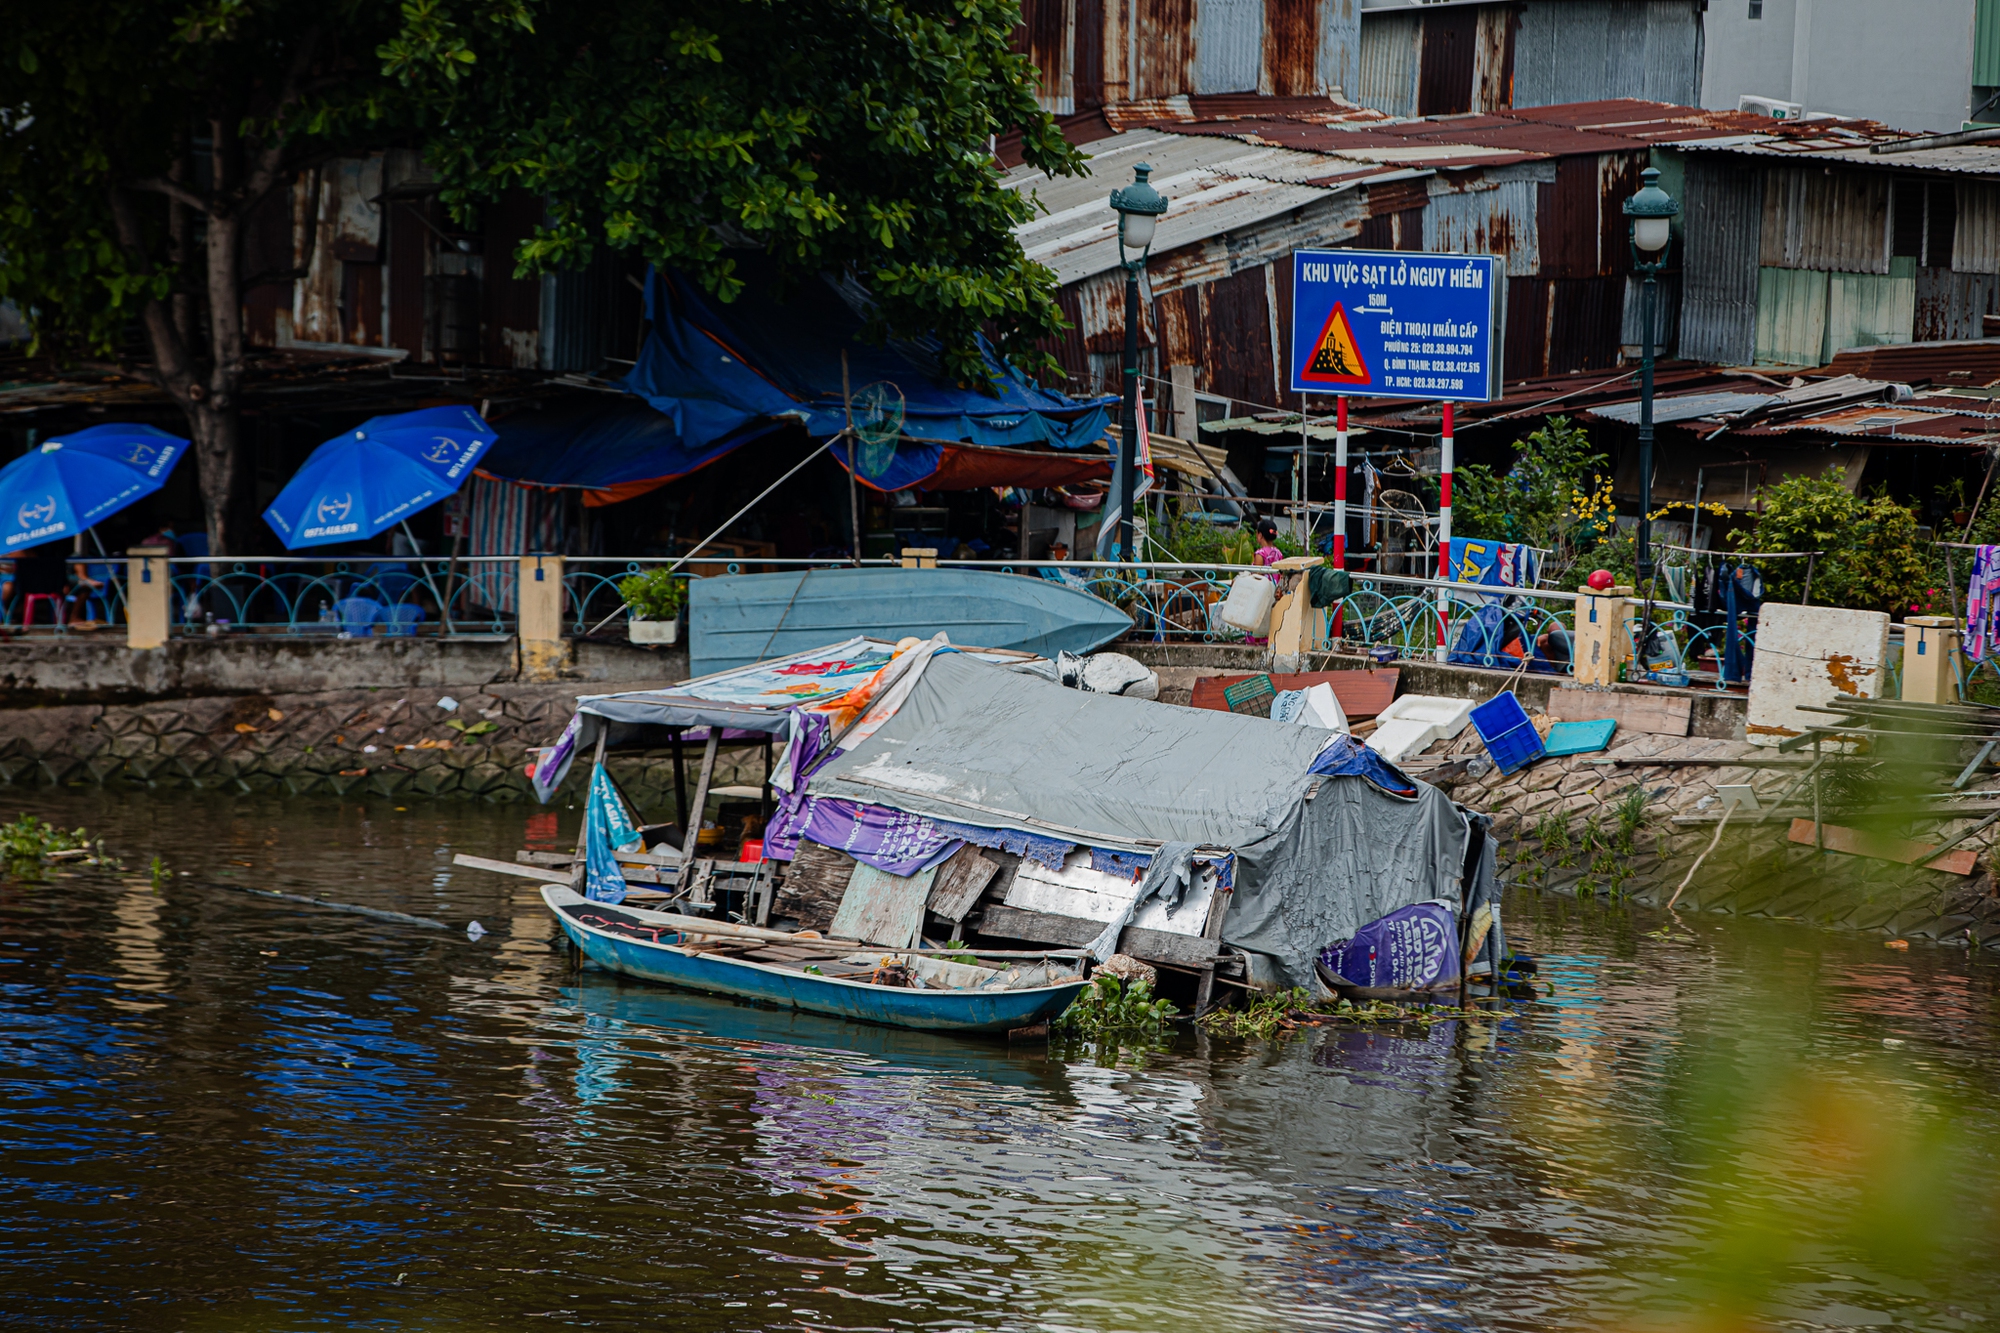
left=688, top=566, right=1130, bottom=676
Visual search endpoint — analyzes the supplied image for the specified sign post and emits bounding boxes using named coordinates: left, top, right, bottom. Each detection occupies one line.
left=1289, top=249, right=1501, bottom=660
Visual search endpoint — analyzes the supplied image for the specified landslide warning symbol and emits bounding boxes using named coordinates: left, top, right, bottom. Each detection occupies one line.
left=1301, top=302, right=1370, bottom=385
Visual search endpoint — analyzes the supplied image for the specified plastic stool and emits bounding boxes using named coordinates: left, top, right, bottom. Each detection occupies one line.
left=20, top=593, right=64, bottom=629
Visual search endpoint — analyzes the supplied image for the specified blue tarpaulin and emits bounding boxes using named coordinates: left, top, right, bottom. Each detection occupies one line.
left=620, top=264, right=1115, bottom=486
left=480, top=395, right=782, bottom=503
left=477, top=265, right=1115, bottom=499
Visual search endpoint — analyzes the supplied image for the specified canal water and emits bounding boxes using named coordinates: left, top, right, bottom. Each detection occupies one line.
left=2, top=787, right=1996, bottom=1332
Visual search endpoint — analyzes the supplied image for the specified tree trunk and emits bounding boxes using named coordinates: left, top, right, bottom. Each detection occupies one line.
left=198, top=210, right=249, bottom=557
left=187, top=403, right=244, bottom=556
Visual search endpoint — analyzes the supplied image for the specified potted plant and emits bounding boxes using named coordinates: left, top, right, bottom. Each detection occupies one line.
left=618, top=568, right=687, bottom=645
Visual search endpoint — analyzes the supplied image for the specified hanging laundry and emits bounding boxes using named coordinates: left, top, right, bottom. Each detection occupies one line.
left=1967, top=545, right=2000, bottom=661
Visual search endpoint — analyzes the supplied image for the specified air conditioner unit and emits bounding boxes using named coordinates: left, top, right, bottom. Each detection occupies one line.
left=1740, top=95, right=1804, bottom=120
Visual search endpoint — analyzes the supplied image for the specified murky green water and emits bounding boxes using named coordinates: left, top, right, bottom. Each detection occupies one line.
left=2, top=786, right=1997, bottom=1331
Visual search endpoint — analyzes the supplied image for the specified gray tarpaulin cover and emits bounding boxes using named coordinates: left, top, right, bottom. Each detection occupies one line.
left=808, top=652, right=1468, bottom=985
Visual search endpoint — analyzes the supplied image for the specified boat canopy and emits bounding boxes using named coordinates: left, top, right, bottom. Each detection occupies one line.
left=535, top=641, right=1476, bottom=987
left=800, top=652, right=1471, bottom=986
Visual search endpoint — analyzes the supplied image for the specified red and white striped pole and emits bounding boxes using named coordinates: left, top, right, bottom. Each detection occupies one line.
left=1435, top=402, right=1454, bottom=660
left=1333, top=395, right=1348, bottom=639
left=1333, top=396, right=1349, bottom=570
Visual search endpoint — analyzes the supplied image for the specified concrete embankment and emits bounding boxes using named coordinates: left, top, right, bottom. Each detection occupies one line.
left=1131, top=644, right=2000, bottom=951
left=0, top=634, right=678, bottom=708
left=4, top=636, right=1996, bottom=950
left=0, top=679, right=762, bottom=809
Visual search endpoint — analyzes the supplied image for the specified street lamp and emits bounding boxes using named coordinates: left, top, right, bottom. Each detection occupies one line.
left=1623, top=166, right=1679, bottom=591
left=1109, top=163, right=1168, bottom=562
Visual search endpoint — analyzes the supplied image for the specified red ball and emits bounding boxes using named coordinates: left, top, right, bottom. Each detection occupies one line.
left=1587, top=569, right=1615, bottom=591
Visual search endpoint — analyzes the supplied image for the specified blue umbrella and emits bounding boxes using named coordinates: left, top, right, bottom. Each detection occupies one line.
left=0, top=424, right=188, bottom=552
left=263, top=405, right=496, bottom=550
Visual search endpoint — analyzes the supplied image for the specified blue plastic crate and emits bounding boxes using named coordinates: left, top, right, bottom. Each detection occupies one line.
left=1470, top=690, right=1545, bottom=774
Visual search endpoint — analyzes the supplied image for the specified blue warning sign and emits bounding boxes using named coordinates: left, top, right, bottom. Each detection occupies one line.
left=1289, top=249, right=1503, bottom=401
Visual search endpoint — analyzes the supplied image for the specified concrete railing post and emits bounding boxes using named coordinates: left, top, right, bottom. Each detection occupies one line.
left=1902, top=615, right=1961, bottom=704
left=126, top=546, right=171, bottom=650
left=518, top=553, right=569, bottom=681
left=1573, top=585, right=1632, bottom=687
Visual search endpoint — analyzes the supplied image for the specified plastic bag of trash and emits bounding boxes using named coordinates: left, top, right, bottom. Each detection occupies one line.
left=1050, top=650, right=1159, bottom=699
left=1315, top=901, right=1460, bottom=991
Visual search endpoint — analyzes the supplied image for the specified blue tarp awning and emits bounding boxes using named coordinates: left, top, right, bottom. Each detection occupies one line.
left=478, top=262, right=1115, bottom=501
left=621, top=263, right=1115, bottom=459
left=480, top=396, right=783, bottom=504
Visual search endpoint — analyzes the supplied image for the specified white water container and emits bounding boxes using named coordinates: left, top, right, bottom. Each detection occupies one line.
left=1218, top=571, right=1276, bottom=633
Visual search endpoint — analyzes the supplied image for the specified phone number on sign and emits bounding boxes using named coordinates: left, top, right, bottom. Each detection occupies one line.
left=1386, top=375, right=1468, bottom=392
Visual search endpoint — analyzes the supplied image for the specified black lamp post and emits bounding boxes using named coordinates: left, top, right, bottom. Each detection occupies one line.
left=1623, top=166, right=1680, bottom=590
left=1109, top=163, right=1168, bottom=562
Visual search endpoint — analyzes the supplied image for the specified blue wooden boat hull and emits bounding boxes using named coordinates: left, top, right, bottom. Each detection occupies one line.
left=689, top=566, right=1131, bottom=675
left=546, top=888, right=1085, bottom=1034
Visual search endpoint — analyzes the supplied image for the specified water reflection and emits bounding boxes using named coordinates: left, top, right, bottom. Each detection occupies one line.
left=0, top=786, right=1994, bottom=1331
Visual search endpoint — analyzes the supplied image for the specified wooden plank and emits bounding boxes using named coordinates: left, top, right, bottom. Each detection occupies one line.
left=1191, top=670, right=1399, bottom=720
left=772, top=838, right=857, bottom=933
left=1786, top=819, right=1979, bottom=874
left=1547, top=689, right=1692, bottom=737
left=453, top=853, right=571, bottom=884
left=677, top=731, right=721, bottom=881
left=976, top=903, right=1221, bottom=967
left=927, top=845, right=1000, bottom=921
left=828, top=864, right=939, bottom=947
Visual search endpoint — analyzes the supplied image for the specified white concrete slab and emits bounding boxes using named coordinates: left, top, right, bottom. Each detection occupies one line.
left=1745, top=602, right=1892, bottom=747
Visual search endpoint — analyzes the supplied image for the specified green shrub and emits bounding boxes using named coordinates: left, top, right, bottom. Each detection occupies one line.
left=1730, top=471, right=1930, bottom=614
left=1450, top=417, right=1618, bottom=586
left=618, top=568, right=688, bottom=620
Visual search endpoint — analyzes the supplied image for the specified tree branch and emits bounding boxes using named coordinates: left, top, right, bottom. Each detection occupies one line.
left=133, top=176, right=209, bottom=213
left=237, top=27, right=327, bottom=207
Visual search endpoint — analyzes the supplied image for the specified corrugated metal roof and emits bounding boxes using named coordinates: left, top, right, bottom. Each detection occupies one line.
left=1732, top=402, right=2000, bottom=448
left=1582, top=391, right=1776, bottom=425
left=1006, top=129, right=1364, bottom=285
left=1824, top=340, right=2000, bottom=386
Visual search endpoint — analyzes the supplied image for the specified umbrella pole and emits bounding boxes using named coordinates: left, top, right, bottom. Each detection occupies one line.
left=403, top=520, right=451, bottom=637
left=442, top=524, right=463, bottom=637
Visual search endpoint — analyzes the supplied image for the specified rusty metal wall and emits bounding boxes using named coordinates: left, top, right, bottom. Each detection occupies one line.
left=1620, top=272, right=1680, bottom=355
left=1018, top=0, right=1076, bottom=113
left=1916, top=266, right=2000, bottom=340
left=1423, top=165, right=1551, bottom=275
left=482, top=189, right=546, bottom=370
left=385, top=197, right=431, bottom=359
left=1075, top=0, right=1106, bottom=108
left=1200, top=0, right=1263, bottom=93
left=1759, top=167, right=1891, bottom=275
left=1356, top=9, right=1419, bottom=116
left=290, top=157, right=383, bottom=347
left=1261, top=0, right=1319, bottom=96
left=1825, top=263, right=1916, bottom=356
left=1678, top=153, right=1764, bottom=366
left=1470, top=6, right=1516, bottom=113
left=1151, top=0, right=1200, bottom=99
left=1540, top=156, right=1602, bottom=280
left=1510, top=0, right=1702, bottom=109
left=1503, top=277, right=1550, bottom=379
left=1317, top=0, right=1361, bottom=103
left=1754, top=266, right=1830, bottom=367
left=1416, top=7, right=1478, bottom=116
left=1954, top=180, right=2000, bottom=275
